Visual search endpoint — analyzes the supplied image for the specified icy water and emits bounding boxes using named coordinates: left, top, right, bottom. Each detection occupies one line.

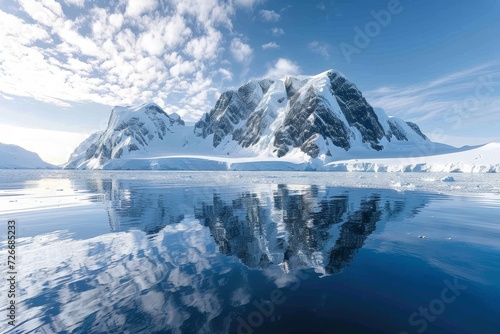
left=1, top=171, right=500, bottom=334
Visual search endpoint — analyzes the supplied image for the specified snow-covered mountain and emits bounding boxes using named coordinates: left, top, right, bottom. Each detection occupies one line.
left=194, top=70, right=430, bottom=158
left=67, top=104, right=186, bottom=169
left=0, top=143, right=55, bottom=169
left=65, top=69, right=496, bottom=172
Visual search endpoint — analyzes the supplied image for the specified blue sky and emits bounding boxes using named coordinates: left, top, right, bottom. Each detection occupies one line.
left=0, top=0, right=499, bottom=164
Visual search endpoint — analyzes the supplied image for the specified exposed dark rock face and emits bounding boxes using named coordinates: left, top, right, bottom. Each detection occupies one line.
left=387, top=120, right=408, bottom=141
left=194, top=80, right=267, bottom=147
left=284, top=76, right=307, bottom=99
left=237, top=108, right=269, bottom=148
left=273, top=86, right=351, bottom=157
left=191, top=70, right=429, bottom=158
left=327, top=71, right=385, bottom=150
left=406, top=122, right=428, bottom=140
left=258, top=79, right=274, bottom=94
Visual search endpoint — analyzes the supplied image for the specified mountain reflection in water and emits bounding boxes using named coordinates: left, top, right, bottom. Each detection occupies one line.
left=195, top=185, right=420, bottom=275
left=7, top=176, right=490, bottom=334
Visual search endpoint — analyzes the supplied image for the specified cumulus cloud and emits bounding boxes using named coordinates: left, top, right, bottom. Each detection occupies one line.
left=0, top=0, right=248, bottom=122
left=271, top=27, right=285, bottom=36
left=260, top=9, right=280, bottom=22
left=185, top=28, right=222, bottom=60
left=64, top=0, right=85, bottom=7
left=309, top=41, right=330, bottom=59
left=264, top=58, right=301, bottom=79
left=125, top=0, right=157, bottom=17
left=170, top=59, right=196, bottom=77
left=230, top=37, right=253, bottom=63
left=218, top=68, right=233, bottom=81
left=262, top=42, right=279, bottom=50
left=0, top=10, right=51, bottom=44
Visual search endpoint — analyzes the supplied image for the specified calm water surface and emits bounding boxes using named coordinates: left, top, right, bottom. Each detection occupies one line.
left=0, top=170, right=499, bottom=334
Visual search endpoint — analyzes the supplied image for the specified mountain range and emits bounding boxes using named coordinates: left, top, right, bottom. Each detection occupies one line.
left=66, top=69, right=474, bottom=171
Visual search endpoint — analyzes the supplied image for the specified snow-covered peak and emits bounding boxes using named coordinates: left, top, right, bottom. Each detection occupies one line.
left=109, top=103, right=184, bottom=127
left=71, top=103, right=186, bottom=169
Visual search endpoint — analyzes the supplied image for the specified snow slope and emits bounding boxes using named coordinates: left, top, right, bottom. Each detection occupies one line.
left=63, top=131, right=103, bottom=169
left=0, top=143, right=55, bottom=169
left=325, top=143, right=500, bottom=173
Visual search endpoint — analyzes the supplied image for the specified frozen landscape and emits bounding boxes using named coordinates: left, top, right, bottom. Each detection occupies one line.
left=60, top=70, right=499, bottom=173
left=2, top=67, right=498, bottom=332
left=2, top=70, right=498, bottom=172
left=1, top=0, right=499, bottom=333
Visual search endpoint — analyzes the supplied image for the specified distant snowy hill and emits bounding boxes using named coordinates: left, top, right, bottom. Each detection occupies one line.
left=0, top=143, right=55, bottom=169
left=65, top=69, right=497, bottom=172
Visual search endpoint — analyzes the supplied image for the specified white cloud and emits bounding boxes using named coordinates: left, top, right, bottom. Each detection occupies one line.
left=218, top=68, right=233, bottom=81
left=58, top=25, right=100, bottom=57
left=308, top=41, right=330, bottom=59
left=260, top=9, right=280, bottom=22
left=230, top=37, right=253, bottom=63
left=234, top=0, right=263, bottom=8
left=185, top=28, right=222, bottom=60
left=0, top=0, right=254, bottom=124
left=64, top=0, right=85, bottom=7
left=173, top=0, right=234, bottom=30
left=18, top=0, right=64, bottom=26
left=66, top=57, right=92, bottom=74
left=139, top=14, right=192, bottom=56
left=262, top=42, right=279, bottom=50
left=0, top=10, right=51, bottom=44
left=109, top=13, right=124, bottom=30
left=264, top=58, right=301, bottom=79
left=170, top=60, right=196, bottom=77
left=271, top=27, right=284, bottom=36
left=125, top=0, right=157, bottom=17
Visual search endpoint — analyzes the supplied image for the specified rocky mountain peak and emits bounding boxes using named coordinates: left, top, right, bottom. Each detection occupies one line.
left=78, top=103, right=185, bottom=168
left=65, top=69, right=431, bottom=170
